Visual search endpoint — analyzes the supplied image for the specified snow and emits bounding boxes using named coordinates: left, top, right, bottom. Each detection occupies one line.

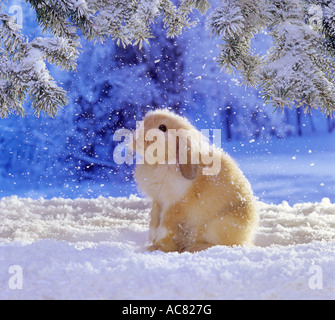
left=1, top=134, right=334, bottom=300
left=1, top=0, right=335, bottom=301
left=225, top=135, right=335, bottom=205
left=0, top=195, right=334, bottom=300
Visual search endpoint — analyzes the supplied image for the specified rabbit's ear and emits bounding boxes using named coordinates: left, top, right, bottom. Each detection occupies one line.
left=176, top=136, right=198, bottom=180
left=180, top=162, right=198, bottom=180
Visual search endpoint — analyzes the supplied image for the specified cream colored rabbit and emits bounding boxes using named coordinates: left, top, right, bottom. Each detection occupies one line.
left=134, top=109, right=258, bottom=253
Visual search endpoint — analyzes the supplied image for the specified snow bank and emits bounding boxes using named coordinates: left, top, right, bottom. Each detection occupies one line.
left=0, top=196, right=335, bottom=300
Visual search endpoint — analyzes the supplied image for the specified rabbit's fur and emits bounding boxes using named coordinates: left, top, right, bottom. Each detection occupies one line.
left=134, top=109, right=258, bottom=253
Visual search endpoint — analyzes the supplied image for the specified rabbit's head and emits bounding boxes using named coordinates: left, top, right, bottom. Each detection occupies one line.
left=134, top=109, right=201, bottom=180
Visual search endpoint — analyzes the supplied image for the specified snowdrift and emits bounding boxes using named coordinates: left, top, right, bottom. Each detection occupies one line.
left=0, top=196, right=335, bottom=300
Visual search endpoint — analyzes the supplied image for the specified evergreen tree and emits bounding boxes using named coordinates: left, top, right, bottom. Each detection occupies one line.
left=64, top=21, right=186, bottom=182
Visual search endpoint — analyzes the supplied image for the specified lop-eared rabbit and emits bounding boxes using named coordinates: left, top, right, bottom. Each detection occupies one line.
left=134, top=109, right=258, bottom=253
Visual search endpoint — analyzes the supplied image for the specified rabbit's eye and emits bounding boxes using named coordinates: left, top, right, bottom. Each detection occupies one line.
left=159, top=125, right=167, bottom=132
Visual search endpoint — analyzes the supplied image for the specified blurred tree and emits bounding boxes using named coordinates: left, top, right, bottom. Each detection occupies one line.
left=64, top=21, right=186, bottom=182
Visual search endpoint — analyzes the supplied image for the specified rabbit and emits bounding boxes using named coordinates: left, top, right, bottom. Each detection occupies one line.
left=133, top=109, right=258, bottom=253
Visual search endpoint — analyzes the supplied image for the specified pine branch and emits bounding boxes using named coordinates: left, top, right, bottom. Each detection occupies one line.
left=30, top=37, right=80, bottom=71
left=0, top=12, right=24, bottom=56
left=0, top=4, right=80, bottom=117
left=0, top=0, right=208, bottom=117
left=207, top=1, right=245, bottom=38
left=208, top=0, right=335, bottom=116
left=180, top=0, right=211, bottom=15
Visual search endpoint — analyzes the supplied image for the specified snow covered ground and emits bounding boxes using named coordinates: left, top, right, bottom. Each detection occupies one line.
left=0, top=134, right=334, bottom=300
left=0, top=195, right=335, bottom=300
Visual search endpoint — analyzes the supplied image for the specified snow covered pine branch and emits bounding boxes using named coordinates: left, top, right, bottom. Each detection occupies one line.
left=207, top=0, right=335, bottom=116
left=1, top=0, right=335, bottom=117
left=0, top=0, right=210, bottom=117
